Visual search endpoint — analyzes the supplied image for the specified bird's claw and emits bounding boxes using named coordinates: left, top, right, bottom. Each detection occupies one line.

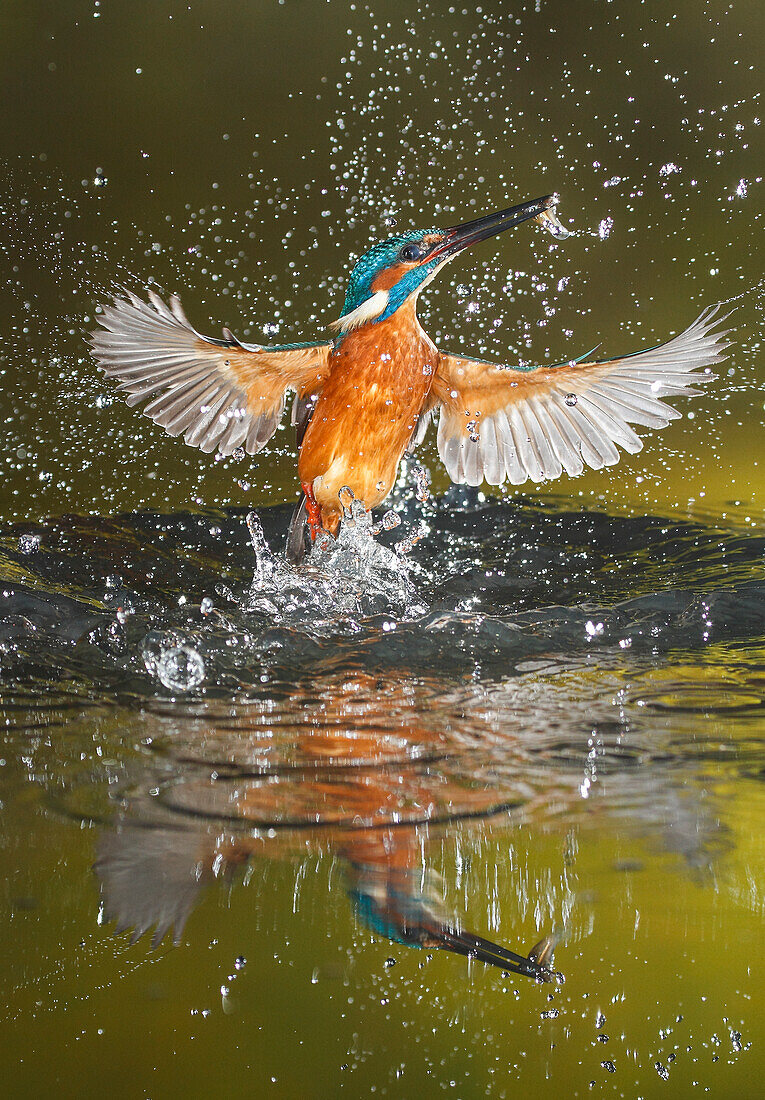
left=302, top=482, right=323, bottom=541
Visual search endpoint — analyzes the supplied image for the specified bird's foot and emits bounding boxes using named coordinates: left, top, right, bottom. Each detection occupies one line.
left=302, top=482, right=323, bottom=541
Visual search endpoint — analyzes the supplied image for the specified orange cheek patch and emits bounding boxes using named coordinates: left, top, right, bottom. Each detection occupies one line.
left=371, top=264, right=411, bottom=293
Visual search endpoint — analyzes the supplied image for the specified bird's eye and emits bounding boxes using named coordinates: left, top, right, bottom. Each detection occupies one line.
left=399, top=243, right=422, bottom=262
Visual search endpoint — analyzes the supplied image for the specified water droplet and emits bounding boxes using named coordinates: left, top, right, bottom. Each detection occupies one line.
left=411, top=462, right=431, bottom=503
left=382, top=510, right=400, bottom=531
left=395, top=522, right=426, bottom=557
left=598, top=217, right=614, bottom=240
left=200, top=596, right=214, bottom=615
left=115, top=602, right=133, bottom=624
left=535, top=207, right=571, bottom=239
left=564, top=393, right=578, bottom=407
left=338, top=486, right=356, bottom=516
left=18, top=534, right=40, bottom=554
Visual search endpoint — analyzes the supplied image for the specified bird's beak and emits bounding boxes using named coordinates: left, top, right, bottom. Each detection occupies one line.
left=429, top=194, right=564, bottom=260
left=423, top=923, right=559, bottom=981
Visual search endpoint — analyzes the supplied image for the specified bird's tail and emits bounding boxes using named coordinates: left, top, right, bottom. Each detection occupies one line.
left=286, top=494, right=309, bottom=564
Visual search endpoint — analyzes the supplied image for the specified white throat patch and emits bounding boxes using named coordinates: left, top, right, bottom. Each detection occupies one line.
left=329, top=289, right=389, bottom=334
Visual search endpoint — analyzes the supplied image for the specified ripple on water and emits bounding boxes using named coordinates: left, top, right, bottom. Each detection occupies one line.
left=1, top=494, right=763, bottom=834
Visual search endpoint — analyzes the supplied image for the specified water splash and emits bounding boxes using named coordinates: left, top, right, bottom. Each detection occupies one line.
left=241, top=497, right=427, bottom=627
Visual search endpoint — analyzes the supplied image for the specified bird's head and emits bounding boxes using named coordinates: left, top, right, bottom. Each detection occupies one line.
left=330, top=193, right=567, bottom=336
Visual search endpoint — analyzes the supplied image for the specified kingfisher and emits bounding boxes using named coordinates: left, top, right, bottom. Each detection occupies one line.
left=90, top=194, right=730, bottom=561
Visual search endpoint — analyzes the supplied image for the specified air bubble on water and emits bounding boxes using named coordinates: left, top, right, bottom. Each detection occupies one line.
left=18, top=533, right=41, bottom=554
left=157, top=645, right=204, bottom=692
left=143, top=633, right=205, bottom=692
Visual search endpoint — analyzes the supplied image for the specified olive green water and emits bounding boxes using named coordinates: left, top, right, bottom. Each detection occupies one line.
left=1, top=1, right=763, bottom=1097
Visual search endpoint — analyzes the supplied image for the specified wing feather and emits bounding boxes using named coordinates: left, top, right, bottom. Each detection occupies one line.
left=432, top=304, right=731, bottom=487
left=90, top=291, right=331, bottom=456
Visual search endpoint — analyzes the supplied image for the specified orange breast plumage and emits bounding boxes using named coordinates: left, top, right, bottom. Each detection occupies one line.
left=298, top=304, right=437, bottom=528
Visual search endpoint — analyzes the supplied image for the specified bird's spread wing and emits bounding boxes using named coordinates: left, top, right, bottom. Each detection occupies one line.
left=430, top=304, right=732, bottom=486
left=89, top=291, right=331, bottom=456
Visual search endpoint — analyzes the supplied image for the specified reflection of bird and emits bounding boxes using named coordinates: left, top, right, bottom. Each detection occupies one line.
left=93, top=674, right=561, bottom=978
left=90, top=195, right=730, bottom=561
left=95, top=824, right=558, bottom=979
left=347, top=866, right=559, bottom=980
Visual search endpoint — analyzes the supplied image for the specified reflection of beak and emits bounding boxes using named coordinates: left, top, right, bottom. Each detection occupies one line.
left=423, top=923, right=559, bottom=981
left=428, top=195, right=558, bottom=260
left=352, top=881, right=561, bottom=982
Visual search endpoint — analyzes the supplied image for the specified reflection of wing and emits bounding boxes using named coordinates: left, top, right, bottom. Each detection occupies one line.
left=430, top=305, right=731, bottom=487
left=90, top=292, right=331, bottom=456
left=95, top=826, right=208, bottom=947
